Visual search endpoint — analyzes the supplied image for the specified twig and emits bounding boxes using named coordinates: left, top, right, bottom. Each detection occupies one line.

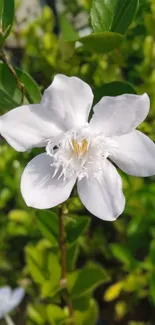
left=0, top=49, right=32, bottom=105
left=59, top=204, right=75, bottom=325
left=4, top=315, right=15, bottom=325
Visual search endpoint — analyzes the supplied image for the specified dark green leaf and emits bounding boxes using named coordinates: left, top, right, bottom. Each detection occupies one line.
left=0, top=0, right=14, bottom=43
left=80, top=32, right=124, bottom=53
left=66, top=216, right=89, bottom=243
left=67, top=242, right=79, bottom=272
left=0, top=62, right=41, bottom=112
left=15, top=67, right=41, bottom=103
left=149, top=271, right=155, bottom=305
left=73, top=295, right=90, bottom=311
left=37, top=211, right=59, bottom=245
left=111, top=0, right=139, bottom=34
left=90, top=0, right=139, bottom=34
left=68, top=262, right=109, bottom=298
left=94, top=81, right=136, bottom=104
left=110, top=244, right=137, bottom=268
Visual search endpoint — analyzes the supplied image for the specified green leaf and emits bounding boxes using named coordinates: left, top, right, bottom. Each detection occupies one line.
left=110, top=244, right=137, bottom=268
left=46, top=304, right=67, bottom=325
left=28, top=304, right=47, bottom=325
left=15, top=67, right=41, bottom=103
left=74, top=299, right=99, bottom=325
left=0, top=0, right=14, bottom=44
left=41, top=253, right=61, bottom=298
left=68, top=262, right=109, bottom=299
left=66, top=216, right=89, bottom=243
left=90, top=0, right=139, bottom=34
left=25, top=245, right=46, bottom=284
left=60, top=14, right=79, bottom=41
left=104, top=282, right=123, bottom=302
left=73, top=295, right=90, bottom=311
left=111, top=0, right=139, bottom=34
left=37, top=211, right=59, bottom=246
left=94, top=81, right=136, bottom=104
left=67, top=242, right=79, bottom=272
left=90, top=0, right=117, bottom=32
left=0, top=62, right=41, bottom=111
left=79, top=32, right=124, bottom=53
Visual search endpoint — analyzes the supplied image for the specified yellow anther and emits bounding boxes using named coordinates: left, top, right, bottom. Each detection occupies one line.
left=72, top=139, right=88, bottom=157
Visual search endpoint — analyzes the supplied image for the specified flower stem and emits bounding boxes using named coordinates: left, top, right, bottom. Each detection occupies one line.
left=59, top=204, right=75, bottom=325
left=0, top=49, right=32, bottom=105
left=4, top=315, right=15, bottom=325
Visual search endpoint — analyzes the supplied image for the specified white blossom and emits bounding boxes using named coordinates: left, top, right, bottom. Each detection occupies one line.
left=0, top=286, right=24, bottom=319
left=0, top=75, right=155, bottom=220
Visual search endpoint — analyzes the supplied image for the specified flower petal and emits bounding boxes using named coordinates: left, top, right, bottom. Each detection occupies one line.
left=0, top=287, right=11, bottom=300
left=110, top=130, right=155, bottom=176
left=41, top=74, right=94, bottom=129
left=90, top=93, right=149, bottom=136
left=77, top=160, right=125, bottom=221
left=11, top=288, right=25, bottom=309
left=0, top=104, right=63, bottom=151
left=21, top=153, right=76, bottom=209
left=0, top=286, right=11, bottom=319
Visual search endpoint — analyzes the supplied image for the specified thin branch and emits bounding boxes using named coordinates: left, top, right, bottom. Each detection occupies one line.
left=0, top=49, right=32, bottom=105
left=59, top=204, right=75, bottom=325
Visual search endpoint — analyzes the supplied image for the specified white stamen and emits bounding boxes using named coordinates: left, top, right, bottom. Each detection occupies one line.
left=46, top=127, right=118, bottom=181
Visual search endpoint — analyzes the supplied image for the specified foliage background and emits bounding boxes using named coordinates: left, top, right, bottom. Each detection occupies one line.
left=1, top=0, right=155, bottom=324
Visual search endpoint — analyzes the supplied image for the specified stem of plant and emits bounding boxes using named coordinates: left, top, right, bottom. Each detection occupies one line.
left=4, top=315, right=15, bottom=325
left=0, top=49, right=32, bottom=105
left=59, top=204, right=75, bottom=325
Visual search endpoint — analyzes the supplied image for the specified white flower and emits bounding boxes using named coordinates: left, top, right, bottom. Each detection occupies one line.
left=0, top=286, right=24, bottom=319
left=0, top=75, right=155, bottom=221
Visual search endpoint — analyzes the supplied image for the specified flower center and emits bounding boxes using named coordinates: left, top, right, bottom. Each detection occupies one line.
left=72, top=139, right=88, bottom=157
left=46, top=127, right=118, bottom=181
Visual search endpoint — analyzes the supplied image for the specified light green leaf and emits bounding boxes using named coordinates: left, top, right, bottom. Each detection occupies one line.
left=60, top=14, right=79, bottom=41
left=28, top=304, right=47, bottom=325
left=46, top=305, right=67, bottom=325
left=74, top=299, right=99, bottom=325
left=79, top=32, right=124, bottom=53
left=104, top=282, right=123, bottom=302
left=25, top=245, right=46, bottom=284
left=41, top=253, right=61, bottom=298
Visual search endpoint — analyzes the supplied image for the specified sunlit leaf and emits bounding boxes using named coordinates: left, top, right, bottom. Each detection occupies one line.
left=90, top=0, right=139, bottom=34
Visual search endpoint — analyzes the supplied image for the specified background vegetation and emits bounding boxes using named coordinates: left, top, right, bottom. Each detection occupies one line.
left=1, top=0, right=155, bottom=324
